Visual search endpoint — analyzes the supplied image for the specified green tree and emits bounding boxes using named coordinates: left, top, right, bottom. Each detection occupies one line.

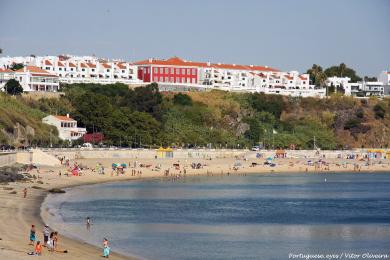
left=5, top=79, right=23, bottom=95
left=306, top=64, right=327, bottom=87
left=324, top=63, right=362, bottom=82
left=173, top=93, right=193, bottom=106
left=10, top=63, right=24, bottom=71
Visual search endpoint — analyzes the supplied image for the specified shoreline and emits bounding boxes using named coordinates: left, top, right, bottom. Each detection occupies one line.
left=1, top=157, right=390, bottom=259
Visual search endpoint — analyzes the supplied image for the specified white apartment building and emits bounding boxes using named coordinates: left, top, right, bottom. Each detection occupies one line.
left=0, top=66, right=60, bottom=92
left=0, top=68, right=15, bottom=91
left=379, top=71, right=390, bottom=95
left=136, top=56, right=325, bottom=97
left=326, top=76, right=385, bottom=97
left=0, top=55, right=142, bottom=85
left=42, top=114, right=86, bottom=141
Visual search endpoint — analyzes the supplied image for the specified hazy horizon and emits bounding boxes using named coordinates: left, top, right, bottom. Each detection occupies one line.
left=0, top=0, right=389, bottom=77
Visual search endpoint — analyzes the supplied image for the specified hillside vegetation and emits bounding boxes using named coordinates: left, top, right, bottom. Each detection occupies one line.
left=2, top=84, right=390, bottom=149
left=0, top=93, right=58, bottom=146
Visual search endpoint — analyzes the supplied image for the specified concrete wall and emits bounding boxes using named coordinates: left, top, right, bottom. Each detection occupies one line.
left=16, top=149, right=60, bottom=166
left=0, top=152, right=17, bottom=167
left=45, top=148, right=249, bottom=160
left=43, top=148, right=389, bottom=161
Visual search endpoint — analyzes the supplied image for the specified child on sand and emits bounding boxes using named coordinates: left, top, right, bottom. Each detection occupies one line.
left=102, top=238, right=110, bottom=258
left=29, top=225, right=36, bottom=245
left=23, top=188, right=27, bottom=198
left=35, top=241, right=42, bottom=255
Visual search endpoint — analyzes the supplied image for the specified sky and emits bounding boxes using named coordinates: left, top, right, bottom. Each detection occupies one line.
left=0, top=0, right=389, bottom=76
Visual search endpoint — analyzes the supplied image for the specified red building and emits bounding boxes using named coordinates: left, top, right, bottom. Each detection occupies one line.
left=135, top=57, right=202, bottom=85
left=83, top=132, right=104, bottom=144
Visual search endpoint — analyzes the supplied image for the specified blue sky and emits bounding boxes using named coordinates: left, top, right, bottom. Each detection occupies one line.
left=0, top=0, right=389, bottom=76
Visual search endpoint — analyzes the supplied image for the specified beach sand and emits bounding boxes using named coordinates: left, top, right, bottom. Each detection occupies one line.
left=1, top=155, right=389, bottom=259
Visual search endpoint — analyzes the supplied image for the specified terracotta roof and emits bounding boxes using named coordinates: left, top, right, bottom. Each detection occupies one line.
left=135, top=56, right=279, bottom=72
left=117, top=63, right=126, bottom=69
left=299, top=75, right=307, bottom=80
left=44, top=60, right=53, bottom=66
left=80, top=63, right=88, bottom=68
left=15, top=66, right=58, bottom=77
left=284, top=75, right=293, bottom=80
left=57, top=61, right=65, bottom=67
left=68, top=62, right=76, bottom=67
left=54, top=115, right=76, bottom=121
left=101, top=63, right=111, bottom=69
left=0, top=68, right=13, bottom=73
left=87, top=63, right=96, bottom=68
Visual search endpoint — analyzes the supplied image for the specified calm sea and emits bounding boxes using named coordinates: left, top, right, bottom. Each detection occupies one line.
left=43, top=173, right=390, bottom=260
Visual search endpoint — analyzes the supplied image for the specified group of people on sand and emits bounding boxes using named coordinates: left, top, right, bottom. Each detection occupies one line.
left=28, top=224, right=59, bottom=255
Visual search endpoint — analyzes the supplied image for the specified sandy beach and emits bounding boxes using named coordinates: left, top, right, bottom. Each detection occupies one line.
left=1, top=155, right=389, bottom=259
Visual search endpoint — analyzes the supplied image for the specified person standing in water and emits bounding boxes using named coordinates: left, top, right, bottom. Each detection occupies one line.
left=86, top=216, right=91, bottom=230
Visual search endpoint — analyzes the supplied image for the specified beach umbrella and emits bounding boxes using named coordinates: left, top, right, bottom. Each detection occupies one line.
left=266, top=157, right=273, bottom=161
left=121, top=163, right=127, bottom=168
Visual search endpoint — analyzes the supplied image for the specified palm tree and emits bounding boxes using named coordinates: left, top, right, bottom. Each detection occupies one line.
left=339, top=63, right=346, bottom=77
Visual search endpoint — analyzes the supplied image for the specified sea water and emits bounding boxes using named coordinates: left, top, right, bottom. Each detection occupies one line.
left=44, top=173, right=390, bottom=260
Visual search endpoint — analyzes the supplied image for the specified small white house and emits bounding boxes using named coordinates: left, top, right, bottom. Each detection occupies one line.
left=42, top=114, right=86, bottom=141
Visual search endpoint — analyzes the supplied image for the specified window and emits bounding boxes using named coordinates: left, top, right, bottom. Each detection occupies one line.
left=192, top=78, right=196, bottom=84
left=92, top=69, right=95, bottom=72
left=122, top=70, right=125, bottom=73
left=160, top=67, right=164, bottom=73
left=154, top=67, right=158, bottom=73
left=165, top=77, right=169, bottom=82
left=107, top=69, right=110, bottom=72
left=45, top=67, right=50, bottom=70
left=160, top=77, right=163, bottom=82
left=71, top=68, right=74, bottom=71
left=171, top=68, right=174, bottom=74
left=170, top=77, right=174, bottom=82
left=59, top=68, right=62, bottom=71
left=176, top=68, right=180, bottom=74
left=187, top=69, right=191, bottom=74
left=177, top=77, right=181, bottom=83
left=182, top=68, right=186, bottom=74
left=165, top=68, right=169, bottom=74
left=192, top=68, right=196, bottom=75
left=153, top=76, right=158, bottom=82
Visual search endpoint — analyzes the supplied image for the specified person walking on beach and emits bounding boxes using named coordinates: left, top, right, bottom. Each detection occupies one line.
left=29, top=225, right=36, bottom=245
left=43, top=225, right=50, bottom=247
left=53, top=231, right=58, bottom=251
left=23, top=188, right=27, bottom=198
left=102, top=238, right=110, bottom=258
left=47, top=232, right=54, bottom=252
